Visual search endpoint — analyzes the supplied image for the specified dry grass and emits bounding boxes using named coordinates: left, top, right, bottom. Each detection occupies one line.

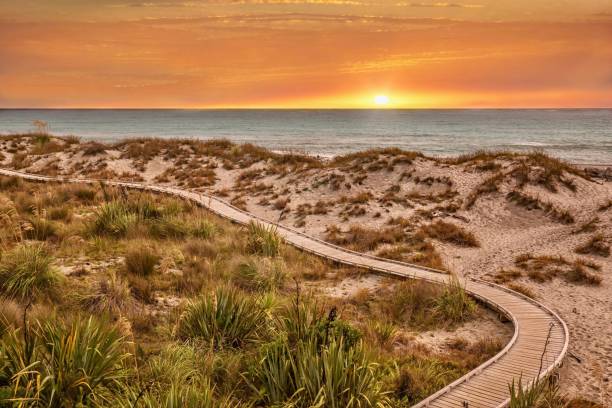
left=465, top=171, right=504, bottom=208
left=507, top=190, right=574, bottom=224
left=573, top=217, right=599, bottom=234
left=506, top=282, right=537, bottom=299
left=418, top=221, right=479, bottom=247
left=575, top=234, right=610, bottom=257
left=514, top=254, right=601, bottom=285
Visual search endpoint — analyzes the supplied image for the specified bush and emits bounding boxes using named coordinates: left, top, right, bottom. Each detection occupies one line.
left=175, top=286, right=266, bottom=348
left=0, top=316, right=129, bottom=407
left=124, top=244, right=160, bottom=276
left=246, top=221, right=282, bottom=257
left=0, top=243, right=60, bottom=299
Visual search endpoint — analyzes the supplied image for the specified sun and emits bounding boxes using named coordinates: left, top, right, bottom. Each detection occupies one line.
left=374, top=94, right=390, bottom=106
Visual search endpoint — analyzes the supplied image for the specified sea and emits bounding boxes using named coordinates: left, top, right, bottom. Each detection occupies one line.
left=1, top=109, right=611, bottom=164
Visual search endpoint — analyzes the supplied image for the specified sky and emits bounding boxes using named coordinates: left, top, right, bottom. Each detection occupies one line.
left=0, top=0, right=611, bottom=108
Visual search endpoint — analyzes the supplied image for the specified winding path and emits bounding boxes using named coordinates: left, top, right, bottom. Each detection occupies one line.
left=0, top=168, right=569, bottom=408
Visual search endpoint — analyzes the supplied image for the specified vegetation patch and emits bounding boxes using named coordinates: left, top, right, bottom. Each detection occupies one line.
left=514, top=254, right=602, bottom=285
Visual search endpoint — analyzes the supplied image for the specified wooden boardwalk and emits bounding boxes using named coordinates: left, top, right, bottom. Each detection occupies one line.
left=0, top=169, right=569, bottom=408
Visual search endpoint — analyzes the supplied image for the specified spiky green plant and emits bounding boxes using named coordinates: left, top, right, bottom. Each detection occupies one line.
left=175, top=286, right=266, bottom=349
left=508, top=376, right=569, bottom=408
left=250, top=335, right=390, bottom=407
left=0, top=243, right=60, bottom=300
left=90, top=202, right=136, bottom=237
left=0, top=316, right=130, bottom=407
left=245, top=221, right=282, bottom=257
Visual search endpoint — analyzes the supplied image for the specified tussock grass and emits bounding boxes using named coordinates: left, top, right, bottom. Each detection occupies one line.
left=507, top=282, right=537, bottom=299
left=245, top=221, right=282, bottom=257
left=419, top=220, right=479, bottom=247
left=575, top=234, right=609, bottom=257
left=175, top=286, right=266, bottom=348
left=507, top=190, right=575, bottom=224
left=124, top=243, right=160, bottom=276
left=0, top=243, right=60, bottom=299
left=515, top=254, right=601, bottom=285
left=81, top=272, right=136, bottom=316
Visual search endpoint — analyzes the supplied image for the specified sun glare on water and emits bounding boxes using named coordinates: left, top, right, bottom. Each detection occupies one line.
left=374, top=94, right=390, bottom=106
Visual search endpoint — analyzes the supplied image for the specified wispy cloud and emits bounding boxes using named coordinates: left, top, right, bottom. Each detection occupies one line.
left=399, top=2, right=483, bottom=8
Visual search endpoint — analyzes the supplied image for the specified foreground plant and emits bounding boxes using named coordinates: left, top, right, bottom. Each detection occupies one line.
left=0, top=316, right=130, bottom=407
left=249, top=297, right=390, bottom=408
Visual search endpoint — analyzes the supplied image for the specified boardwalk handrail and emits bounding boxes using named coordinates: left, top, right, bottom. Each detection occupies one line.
left=0, top=168, right=569, bottom=407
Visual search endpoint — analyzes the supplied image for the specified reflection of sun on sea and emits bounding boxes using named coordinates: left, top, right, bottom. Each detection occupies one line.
left=374, top=95, right=389, bottom=106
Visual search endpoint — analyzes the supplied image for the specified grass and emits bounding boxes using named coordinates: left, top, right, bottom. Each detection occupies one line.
left=0, top=316, right=129, bottom=407
left=124, top=243, right=160, bottom=276
left=245, top=221, right=282, bottom=257
left=0, top=243, right=61, bottom=300
left=174, top=286, right=266, bottom=348
left=514, top=254, right=602, bottom=285
left=507, top=190, right=575, bottom=224
left=419, top=220, right=479, bottom=247
left=81, top=272, right=136, bottom=317
left=507, top=282, right=537, bottom=299
left=0, top=174, right=573, bottom=407
left=369, top=278, right=475, bottom=330
left=575, top=234, right=610, bottom=257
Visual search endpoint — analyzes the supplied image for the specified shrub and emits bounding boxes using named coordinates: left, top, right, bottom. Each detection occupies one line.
left=0, top=316, right=129, bottom=407
left=124, top=244, right=160, bottom=276
left=175, top=286, right=266, bottom=348
left=0, top=243, right=60, bottom=299
left=246, top=221, right=282, bottom=257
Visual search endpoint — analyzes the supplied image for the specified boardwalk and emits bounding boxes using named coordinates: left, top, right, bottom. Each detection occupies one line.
left=0, top=168, right=569, bottom=408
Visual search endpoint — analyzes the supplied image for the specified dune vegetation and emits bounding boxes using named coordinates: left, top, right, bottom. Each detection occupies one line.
left=0, top=176, right=505, bottom=407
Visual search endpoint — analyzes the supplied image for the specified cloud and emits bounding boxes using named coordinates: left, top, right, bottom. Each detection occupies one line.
left=399, top=2, right=483, bottom=8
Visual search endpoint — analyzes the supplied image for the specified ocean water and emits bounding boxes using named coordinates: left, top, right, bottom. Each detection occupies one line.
left=1, top=109, right=611, bottom=164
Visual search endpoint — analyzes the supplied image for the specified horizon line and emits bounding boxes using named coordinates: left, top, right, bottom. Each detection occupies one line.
left=2, top=107, right=611, bottom=110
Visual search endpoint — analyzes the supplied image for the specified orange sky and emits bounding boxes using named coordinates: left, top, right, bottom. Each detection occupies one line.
left=1, top=1, right=611, bottom=108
